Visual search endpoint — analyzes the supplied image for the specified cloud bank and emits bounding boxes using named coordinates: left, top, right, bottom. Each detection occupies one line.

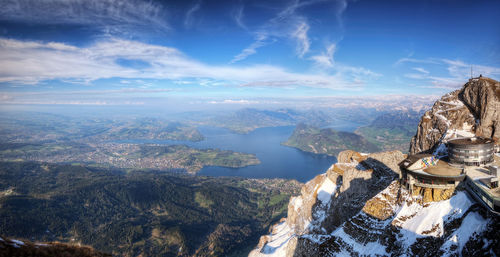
left=0, top=37, right=375, bottom=89
left=0, top=0, right=169, bottom=34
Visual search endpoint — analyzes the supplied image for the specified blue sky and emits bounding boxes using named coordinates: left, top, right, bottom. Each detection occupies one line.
left=0, top=0, right=499, bottom=108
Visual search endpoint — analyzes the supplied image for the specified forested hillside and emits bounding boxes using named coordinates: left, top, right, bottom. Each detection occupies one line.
left=0, top=161, right=301, bottom=256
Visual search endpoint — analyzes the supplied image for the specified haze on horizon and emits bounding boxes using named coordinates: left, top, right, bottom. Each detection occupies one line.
left=0, top=0, right=499, bottom=112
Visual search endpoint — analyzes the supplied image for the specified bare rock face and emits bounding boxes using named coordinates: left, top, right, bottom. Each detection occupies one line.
left=249, top=148, right=498, bottom=257
left=411, top=186, right=456, bottom=203
left=362, top=181, right=401, bottom=220
left=287, top=150, right=405, bottom=235
left=286, top=174, right=327, bottom=234
left=410, top=77, right=500, bottom=154
left=460, top=77, right=500, bottom=141
left=336, top=150, right=366, bottom=163
left=250, top=150, right=405, bottom=256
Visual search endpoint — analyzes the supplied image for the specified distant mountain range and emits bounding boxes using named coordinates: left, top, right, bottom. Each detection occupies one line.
left=283, top=110, right=423, bottom=156
left=209, top=107, right=383, bottom=134
left=355, top=110, right=423, bottom=152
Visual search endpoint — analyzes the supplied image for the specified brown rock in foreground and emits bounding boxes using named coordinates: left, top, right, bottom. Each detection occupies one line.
left=0, top=236, right=111, bottom=257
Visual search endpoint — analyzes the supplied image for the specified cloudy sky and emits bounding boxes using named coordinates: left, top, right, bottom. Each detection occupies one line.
left=0, top=0, right=499, bottom=107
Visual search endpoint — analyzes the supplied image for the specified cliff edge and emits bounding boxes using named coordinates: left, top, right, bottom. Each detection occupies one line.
left=249, top=77, right=500, bottom=256
left=249, top=150, right=499, bottom=257
left=410, top=76, right=500, bottom=154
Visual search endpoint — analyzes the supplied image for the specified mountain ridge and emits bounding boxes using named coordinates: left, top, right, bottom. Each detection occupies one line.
left=410, top=76, right=500, bottom=154
left=282, top=123, right=380, bottom=156
left=250, top=77, right=500, bottom=256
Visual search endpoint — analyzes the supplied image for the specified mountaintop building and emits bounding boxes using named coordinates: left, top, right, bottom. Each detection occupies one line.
left=399, top=154, right=465, bottom=193
left=400, top=136, right=500, bottom=214
left=447, top=137, right=495, bottom=166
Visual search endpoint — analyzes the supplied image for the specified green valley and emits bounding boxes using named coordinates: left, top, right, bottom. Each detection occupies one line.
left=0, top=161, right=301, bottom=256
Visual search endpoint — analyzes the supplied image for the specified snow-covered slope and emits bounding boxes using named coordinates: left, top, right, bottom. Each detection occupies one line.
left=249, top=153, right=499, bottom=257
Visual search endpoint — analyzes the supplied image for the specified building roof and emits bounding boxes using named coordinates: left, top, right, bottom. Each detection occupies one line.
left=400, top=155, right=463, bottom=178
left=423, top=160, right=462, bottom=176
left=448, top=137, right=493, bottom=146
left=399, top=154, right=434, bottom=169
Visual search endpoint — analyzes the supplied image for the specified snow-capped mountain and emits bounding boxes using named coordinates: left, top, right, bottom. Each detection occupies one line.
left=249, top=77, right=500, bottom=257
left=410, top=76, right=499, bottom=155
left=249, top=150, right=498, bottom=256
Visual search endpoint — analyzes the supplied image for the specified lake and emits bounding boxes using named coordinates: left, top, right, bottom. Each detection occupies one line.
left=121, top=126, right=339, bottom=183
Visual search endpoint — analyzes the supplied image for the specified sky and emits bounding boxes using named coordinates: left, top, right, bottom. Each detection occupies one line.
left=0, top=0, right=499, bottom=109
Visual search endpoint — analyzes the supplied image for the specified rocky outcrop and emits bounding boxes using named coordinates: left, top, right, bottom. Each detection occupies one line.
left=249, top=150, right=405, bottom=256
left=410, top=77, right=500, bottom=154
left=250, top=178, right=499, bottom=257
left=460, top=77, right=500, bottom=141
left=411, top=186, right=456, bottom=203
left=285, top=150, right=404, bottom=236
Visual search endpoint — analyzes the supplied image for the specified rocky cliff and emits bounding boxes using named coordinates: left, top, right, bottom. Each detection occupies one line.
left=249, top=79, right=500, bottom=256
left=410, top=77, right=500, bottom=154
left=249, top=150, right=499, bottom=257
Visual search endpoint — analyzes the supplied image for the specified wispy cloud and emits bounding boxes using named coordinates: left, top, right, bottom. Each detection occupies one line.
left=208, top=99, right=259, bottom=104
left=231, top=0, right=331, bottom=63
left=309, top=43, right=381, bottom=83
left=0, top=0, right=169, bottom=34
left=394, top=57, right=439, bottom=66
left=399, top=57, right=500, bottom=88
left=310, top=43, right=336, bottom=68
left=184, top=1, right=202, bottom=29
left=412, top=67, right=429, bottom=74
left=0, top=37, right=369, bottom=89
left=232, top=4, right=247, bottom=30
left=230, top=33, right=269, bottom=63
left=291, top=20, right=311, bottom=58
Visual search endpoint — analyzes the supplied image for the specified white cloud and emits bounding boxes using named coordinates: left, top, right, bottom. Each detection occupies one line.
left=308, top=43, right=381, bottom=83
left=0, top=0, right=169, bottom=33
left=394, top=57, right=439, bottom=66
left=291, top=21, right=311, bottom=58
left=208, top=99, right=259, bottom=104
left=230, top=33, right=269, bottom=63
left=232, top=4, right=247, bottom=30
left=310, top=43, right=336, bottom=68
left=412, top=67, right=429, bottom=74
left=398, top=57, right=500, bottom=89
left=184, top=1, right=202, bottom=28
left=0, top=37, right=370, bottom=89
left=231, top=0, right=328, bottom=62
left=404, top=73, right=427, bottom=80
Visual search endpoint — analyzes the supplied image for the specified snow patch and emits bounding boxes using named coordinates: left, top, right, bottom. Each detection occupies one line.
left=11, top=239, right=25, bottom=246
left=440, top=211, right=487, bottom=255
left=331, top=227, right=388, bottom=256
left=317, top=178, right=336, bottom=205
left=291, top=197, right=302, bottom=212
left=249, top=222, right=295, bottom=257
left=394, top=191, right=473, bottom=247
